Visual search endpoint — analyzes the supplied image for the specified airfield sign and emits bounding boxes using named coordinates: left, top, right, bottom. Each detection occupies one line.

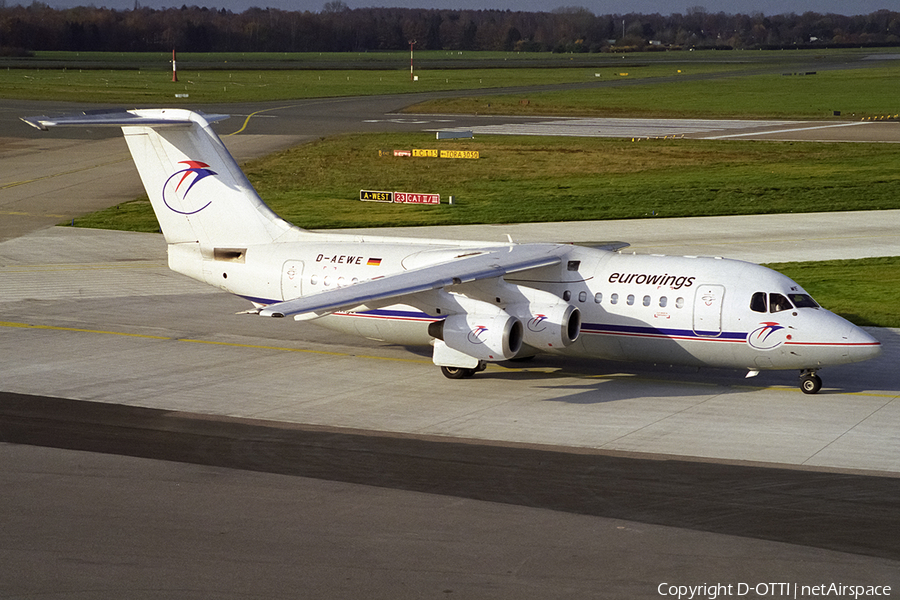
left=361, top=190, right=440, bottom=204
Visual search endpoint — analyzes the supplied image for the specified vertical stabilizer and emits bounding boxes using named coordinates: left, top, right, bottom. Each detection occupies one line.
left=22, top=108, right=301, bottom=248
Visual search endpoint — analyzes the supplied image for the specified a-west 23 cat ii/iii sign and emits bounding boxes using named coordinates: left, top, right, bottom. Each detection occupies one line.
left=360, top=190, right=440, bottom=205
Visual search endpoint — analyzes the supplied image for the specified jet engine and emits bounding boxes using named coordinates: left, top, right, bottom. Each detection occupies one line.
left=428, top=312, right=523, bottom=362
left=507, top=301, right=580, bottom=349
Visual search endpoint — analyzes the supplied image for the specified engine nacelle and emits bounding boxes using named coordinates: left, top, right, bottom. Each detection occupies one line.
left=507, top=302, right=581, bottom=349
left=428, top=312, right=523, bottom=362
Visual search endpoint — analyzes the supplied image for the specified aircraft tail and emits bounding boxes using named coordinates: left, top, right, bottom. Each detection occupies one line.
left=23, top=108, right=301, bottom=247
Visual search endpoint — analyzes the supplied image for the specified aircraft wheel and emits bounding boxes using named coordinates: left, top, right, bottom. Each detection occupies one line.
left=441, top=366, right=476, bottom=379
left=800, top=373, right=822, bottom=395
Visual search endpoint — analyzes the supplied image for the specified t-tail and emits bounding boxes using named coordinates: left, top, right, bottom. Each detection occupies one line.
left=22, top=108, right=305, bottom=250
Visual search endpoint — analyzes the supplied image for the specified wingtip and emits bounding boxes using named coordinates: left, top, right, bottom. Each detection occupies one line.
left=20, top=116, right=48, bottom=131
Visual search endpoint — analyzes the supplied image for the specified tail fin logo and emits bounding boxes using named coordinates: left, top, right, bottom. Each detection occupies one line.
left=162, top=160, right=217, bottom=214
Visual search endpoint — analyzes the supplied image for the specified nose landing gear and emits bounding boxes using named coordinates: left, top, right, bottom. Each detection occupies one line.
left=800, top=370, right=822, bottom=394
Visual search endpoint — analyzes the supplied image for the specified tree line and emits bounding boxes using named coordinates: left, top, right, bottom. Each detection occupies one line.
left=1, top=2, right=899, bottom=55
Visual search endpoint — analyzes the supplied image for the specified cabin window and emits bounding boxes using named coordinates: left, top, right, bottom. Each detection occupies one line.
left=594, top=292, right=603, bottom=304
left=750, top=291, right=767, bottom=313
left=675, top=297, right=684, bottom=309
left=626, top=294, right=635, bottom=306
left=659, top=296, right=668, bottom=308
left=642, top=295, right=651, bottom=307
left=578, top=291, right=587, bottom=303
left=769, top=293, right=793, bottom=313
left=610, top=293, right=619, bottom=305
left=310, top=274, right=319, bottom=286
left=563, top=290, right=571, bottom=301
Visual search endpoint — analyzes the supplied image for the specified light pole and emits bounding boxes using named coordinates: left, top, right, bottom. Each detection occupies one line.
left=409, top=39, right=417, bottom=81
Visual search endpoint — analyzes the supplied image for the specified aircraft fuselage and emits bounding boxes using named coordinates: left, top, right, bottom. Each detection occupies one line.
left=171, top=236, right=880, bottom=377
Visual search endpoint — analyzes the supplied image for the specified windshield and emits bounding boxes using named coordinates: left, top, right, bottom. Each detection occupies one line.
left=749, top=291, right=819, bottom=313
left=788, top=293, right=819, bottom=309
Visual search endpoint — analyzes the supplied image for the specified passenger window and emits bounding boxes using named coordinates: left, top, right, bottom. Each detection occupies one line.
left=578, top=291, right=587, bottom=303
left=626, top=294, right=635, bottom=306
left=610, top=293, right=619, bottom=305
left=563, top=290, right=571, bottom=301
left=750, top=291, right=767, bottom=313
left=594, top=292, right=603, bottom=304
left=310, top=274, right=318, bottom=286
left=659, top=296, right=668, bottom=308
left=676, top=297, right=684, bottom=309
left=643, top=295, right=651, bottom=307
left=769, top=293, right=793, bottom=313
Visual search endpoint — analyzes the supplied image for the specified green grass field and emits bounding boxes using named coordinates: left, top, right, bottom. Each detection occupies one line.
left=74, top=134, right=900, bottom=231
left=0, top=62, right=750, bottom=104
left=3, top=47, right=894, bottom=115
left=408, top=63, right=900, bottom=120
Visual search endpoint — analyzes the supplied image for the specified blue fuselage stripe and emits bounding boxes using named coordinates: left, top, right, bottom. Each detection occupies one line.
left=581, top=322, right=747, bottom=341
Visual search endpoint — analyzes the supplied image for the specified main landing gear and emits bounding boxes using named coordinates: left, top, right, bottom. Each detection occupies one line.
left=800, top=370, right=823, bottom=394
left=440, top=362, right=487, bottom=379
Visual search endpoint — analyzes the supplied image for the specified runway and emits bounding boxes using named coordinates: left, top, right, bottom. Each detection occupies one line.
left=2, top=98, right=899, bottom=598
left=435, top=116, right=900, bottom=142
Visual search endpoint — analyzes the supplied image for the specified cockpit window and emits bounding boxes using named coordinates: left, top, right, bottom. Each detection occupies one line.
left=788, top=293, right=819, bottom=309
left=751, top=291, right=818, bottom=313
left=750, top=292, right=767, bottom=313
left=769, top=293, right=793, bottom=313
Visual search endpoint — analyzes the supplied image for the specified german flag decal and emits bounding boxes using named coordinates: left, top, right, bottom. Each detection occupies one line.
left=367, top=257, right=382, bottom=266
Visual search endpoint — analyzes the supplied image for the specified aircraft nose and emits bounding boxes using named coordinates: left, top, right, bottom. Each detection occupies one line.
left=846, top=324, right=882, bottom=363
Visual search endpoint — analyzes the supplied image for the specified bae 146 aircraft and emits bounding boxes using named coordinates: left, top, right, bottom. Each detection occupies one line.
left=23, top=108, right=882, bottom=393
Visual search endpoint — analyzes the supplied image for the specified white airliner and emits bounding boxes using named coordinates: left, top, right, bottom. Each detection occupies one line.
left=24, top=108, right=882, bottom=393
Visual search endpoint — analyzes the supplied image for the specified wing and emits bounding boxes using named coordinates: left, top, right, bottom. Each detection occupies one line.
left=572, top=241, right=630, bottom=252
left=258, top=244, right=569, bottom=320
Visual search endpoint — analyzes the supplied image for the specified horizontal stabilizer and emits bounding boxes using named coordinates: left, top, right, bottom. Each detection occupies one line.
left=259, top=244, right=568, bottom=319
left=21, top=109, right=229, bottom=131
